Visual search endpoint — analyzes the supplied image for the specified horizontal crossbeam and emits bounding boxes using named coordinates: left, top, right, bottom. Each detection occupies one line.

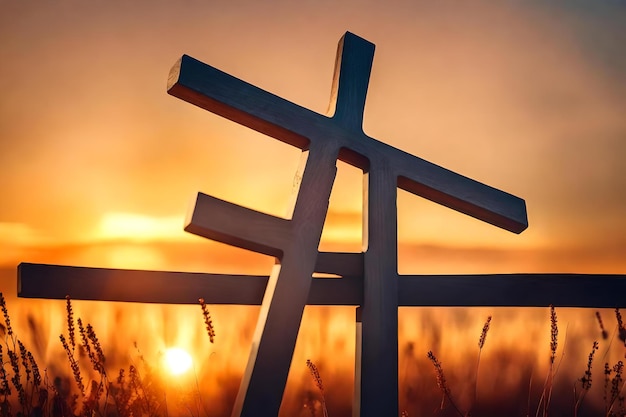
left=185, top=193, right=291, bottom=258
left=168, top=53, right=528, bottom=234
left=19, top=262, right=626, bottom=308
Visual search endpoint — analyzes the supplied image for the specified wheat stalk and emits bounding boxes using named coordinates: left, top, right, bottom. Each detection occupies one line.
left=306, top=359, right=328, bottom=417
left=0, top=293, right=14, bottom=339
left=574, top=340, right=598, bottom=417
left=536, top=305, right=559, bottom=417
left=427, top=350, right=464, bottom=417
left=606, top=360, right=625, bottom=417
left=199, top=298, right=216, bottom=344
left=474, top=315, right=492, bottom=408
left=597, top=311, right=609, bottom=340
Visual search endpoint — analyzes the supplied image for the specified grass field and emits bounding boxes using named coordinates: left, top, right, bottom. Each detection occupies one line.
left=0, top=268, right=624, bottom=416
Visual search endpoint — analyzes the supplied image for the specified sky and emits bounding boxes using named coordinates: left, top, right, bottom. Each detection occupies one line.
left=1, top=2, right=625, bottom=415
left=1, top=1, right=626, bottom=278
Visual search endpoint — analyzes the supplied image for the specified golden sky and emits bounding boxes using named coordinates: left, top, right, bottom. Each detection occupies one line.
left=1, top=1, right=625, bottom=277
left=1, top=4, right=625, bottom=416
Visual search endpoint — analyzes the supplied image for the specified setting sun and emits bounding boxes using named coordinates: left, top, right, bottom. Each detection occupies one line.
left=164, top=347, right=193, bottom=376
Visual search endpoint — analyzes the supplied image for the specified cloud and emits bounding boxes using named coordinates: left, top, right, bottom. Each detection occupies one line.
left=0, top=222, right=46, bottom=246
left=96, top=212, right=192, bottom=243
left=0, top=223, right=50, bottom=266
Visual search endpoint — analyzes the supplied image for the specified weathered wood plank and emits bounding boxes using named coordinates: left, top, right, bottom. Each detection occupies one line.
left=19, top=263, right=626, bottom=308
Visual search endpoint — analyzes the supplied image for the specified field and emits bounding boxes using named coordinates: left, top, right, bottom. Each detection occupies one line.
left=0, top=268, right=624, bottom=416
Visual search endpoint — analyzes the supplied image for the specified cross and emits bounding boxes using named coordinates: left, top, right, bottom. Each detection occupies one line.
left=17, top=32, right=626, bottom=417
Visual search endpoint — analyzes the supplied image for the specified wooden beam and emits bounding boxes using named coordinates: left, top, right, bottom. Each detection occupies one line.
left=314, top=251, right=363, bottom=277
left=397, top=274, right=626, bottom=308
left=18, top=263, right=272, bottom=305
left=329, top=32, right=375, bottom=131
left=358, top=165, right=399, bottom=417
left=185, top=192, right=291, bottom=258
left=167, top=54, right=315, bottom=150
left=17, top=254, right=363, bottom=306
left=19, top=264, right=626, bottom=308
left=228, top=143, right=339, bottom=417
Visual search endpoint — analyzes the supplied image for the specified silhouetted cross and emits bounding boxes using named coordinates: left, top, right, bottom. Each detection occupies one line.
left=18, top=32, right=626, bottom=417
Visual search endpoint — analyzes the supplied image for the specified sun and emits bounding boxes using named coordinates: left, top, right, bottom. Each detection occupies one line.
left=163, top=347, right=193, bottom=375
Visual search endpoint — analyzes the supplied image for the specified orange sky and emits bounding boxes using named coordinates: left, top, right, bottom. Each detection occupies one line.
left=1, top=3, right=626, bottom=415
left=1, top=1, right=626, bottom=277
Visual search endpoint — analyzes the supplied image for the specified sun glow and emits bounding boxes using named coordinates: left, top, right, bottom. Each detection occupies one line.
left=164, top=347, right=193, bottom=375
left=97, top=212, right=190, bottom=242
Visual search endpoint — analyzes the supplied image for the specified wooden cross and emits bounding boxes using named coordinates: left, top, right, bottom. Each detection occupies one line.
left=17, top=32, right=626, bottom=417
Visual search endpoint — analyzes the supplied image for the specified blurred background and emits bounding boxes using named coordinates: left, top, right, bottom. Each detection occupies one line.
left=1, top=1, right=625, bottom=415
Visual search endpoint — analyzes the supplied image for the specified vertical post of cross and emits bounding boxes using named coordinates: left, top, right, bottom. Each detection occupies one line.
left=226, top=143, right=339, bottom=417
left=361, top=165, right=399, bottom=417
left=329, top=33, right=375, bottom=131
left=328, top=33, right=399, bottom=416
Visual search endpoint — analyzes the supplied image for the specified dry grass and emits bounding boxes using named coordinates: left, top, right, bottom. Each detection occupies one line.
left=306, top=359, right=328, bottom=417
left=535, top=305, right=559, bottom=417
left=427, top=350, right=465, bottom=416
left=199, top=298, right=216, bottom=344
left=424, top=307, right=626, bottom=417
left=1, top=292, right=625, bottom=417
left=574, top=340, right=598, bottom=415
left=0, top=293, right=218, bottom=417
